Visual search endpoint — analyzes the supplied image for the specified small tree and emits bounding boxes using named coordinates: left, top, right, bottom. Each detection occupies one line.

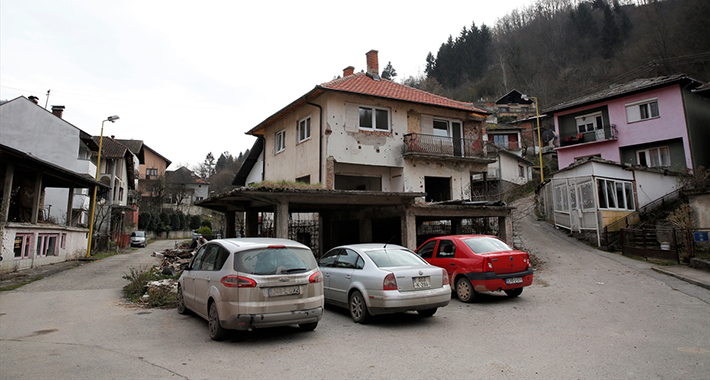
left=170, top=213, right=180, bottom=231
left=189, top=215, right=202, bottom=230
left=138, top=212, right=151, bottom=230
left=201, top=219, right=212, bottom=230
left=381, top=61, right=397, bottom=80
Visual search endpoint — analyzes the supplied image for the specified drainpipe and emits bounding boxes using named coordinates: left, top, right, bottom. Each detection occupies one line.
left=305, top=96, right=323, bottom=184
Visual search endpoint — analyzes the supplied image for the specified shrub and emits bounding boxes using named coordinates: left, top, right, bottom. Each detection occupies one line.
left=197, top=226, right=212, bottom=237
left=189, top=215, right=201, bottom=230
left=201, top=219, right=212, bottom=230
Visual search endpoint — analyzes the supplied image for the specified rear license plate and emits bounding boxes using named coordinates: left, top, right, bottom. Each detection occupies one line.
left=268, top=285, right=300, bottom=297
left=413, top=276, right=430, bottom=289
left=505, top=277, right=523, bottom=285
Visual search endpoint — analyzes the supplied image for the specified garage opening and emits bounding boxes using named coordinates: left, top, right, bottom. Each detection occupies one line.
left=372, top=217, right=401, bottom=245
left=335, top=175, right=382, bottom=191
left=424, top=176, right=451, bottom=202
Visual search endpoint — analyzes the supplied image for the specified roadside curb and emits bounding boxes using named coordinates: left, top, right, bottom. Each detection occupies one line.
left=652, top=267, right=710, bottom=291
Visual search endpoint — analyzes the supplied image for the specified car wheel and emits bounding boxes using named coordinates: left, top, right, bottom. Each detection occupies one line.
left=208, top=301, right=228, bottom=341
left=504, top=287, right=523, bottom=298
left=176, top=286, right=189, bottom=315
left=349, top=290, right=371, bottom=324
left=417, top=308, right=437, bottom=317
left=456, top=277, right=477, bottom=303
left=299, top=322, right=318, bottom=331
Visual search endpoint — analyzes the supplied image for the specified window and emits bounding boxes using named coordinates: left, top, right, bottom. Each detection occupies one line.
left=436, top=240, right=456, bottom=258
left=36, top=234, right=59, bottom=257
left=575, top=112, right=603, bottom=133
left=626, top=98, right=659, bottom=123
left=146, top=168, right=158, bottom=178
left=296, top=175, right=310, bottom=184
left=359, top=106, right=389, bottom=131
left=13, top=234, right=32, bottom=259
left=298, top=116, right=311, bottom=142
left=335, top=249, right=364, bottom=269
left=274, top=129, right=286, bottom=154
left=637, top=146, right=670, bottom=167
left=597, top=179, right=635, bottom=210
left=518, top=165, right=525, bottom=178
left=416, top=241, right=437, bottom=259
left=433, top=119, right=449, bottom=137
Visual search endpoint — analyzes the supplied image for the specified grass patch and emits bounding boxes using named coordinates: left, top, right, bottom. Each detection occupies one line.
left=91, top=250, right=121, bottom=260
left=0, top=277, right=43, bottom=292
left=122, top=266, right=180, bottom=308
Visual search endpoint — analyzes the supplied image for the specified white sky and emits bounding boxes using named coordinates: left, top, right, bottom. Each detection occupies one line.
left=1, top=0, right=535, bottom=169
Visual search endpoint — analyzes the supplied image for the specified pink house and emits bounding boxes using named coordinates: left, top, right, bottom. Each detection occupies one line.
left=547, top=75, right=709, bottom=173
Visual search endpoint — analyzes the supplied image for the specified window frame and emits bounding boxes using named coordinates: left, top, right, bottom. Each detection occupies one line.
left=597, top=178, right=635, bottom=211
left=636, top=146, right=670, bottom=167
left=575, top=112, right=603, bottom=134
left=274, top=129, right=286, bottom=154
left=625, top=98, right=660, bottom=123
left=36, top=233, right=59, bottom=257
left=297, top=116, right=311, bottom=143
left=358, top=105, right=390, bottom=132
left=13, top=233, right=32, bottom=259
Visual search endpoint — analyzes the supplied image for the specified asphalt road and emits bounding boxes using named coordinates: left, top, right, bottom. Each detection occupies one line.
left=1, top=201, right=709, bottom=379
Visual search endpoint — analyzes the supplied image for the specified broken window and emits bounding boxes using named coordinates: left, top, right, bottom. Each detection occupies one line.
left=424, top=177, right=451, bottom=202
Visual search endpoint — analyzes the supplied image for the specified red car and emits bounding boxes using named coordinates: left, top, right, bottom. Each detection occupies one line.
left=415, top=235, right=533, bottom=302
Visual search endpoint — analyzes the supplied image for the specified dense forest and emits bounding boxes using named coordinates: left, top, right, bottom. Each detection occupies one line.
left=403, top=0, right=710, bottom=109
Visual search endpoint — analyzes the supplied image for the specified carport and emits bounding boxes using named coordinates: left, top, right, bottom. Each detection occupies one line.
left=196, top=187, right=513, bottom=253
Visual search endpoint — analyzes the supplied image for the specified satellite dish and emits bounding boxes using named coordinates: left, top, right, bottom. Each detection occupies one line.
left=542, top=129, right=555, bottom=144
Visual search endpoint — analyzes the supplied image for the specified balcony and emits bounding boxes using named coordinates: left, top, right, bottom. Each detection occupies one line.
left=559, top=124, right=618, bottom=147
left=402, top=133, right=489, bottom=159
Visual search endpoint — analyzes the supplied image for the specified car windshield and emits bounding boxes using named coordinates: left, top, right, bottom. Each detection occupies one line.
left=365, top=248, right=426, bottom=268
left=234, top=247, right=318, bottom=275
left=132, top=232, right=144, bottom=237
left=463, top=237, right=513, bottom=254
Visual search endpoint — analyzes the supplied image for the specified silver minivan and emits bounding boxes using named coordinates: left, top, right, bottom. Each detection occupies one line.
left=177, top=238, right=324, bottom=340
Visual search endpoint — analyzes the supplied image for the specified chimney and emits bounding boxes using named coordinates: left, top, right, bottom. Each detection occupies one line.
left=366, top=50, right=379, bottom=74
left=28, top=96, right=39, bottom=105
left=51, top=105, right=65, bottom=119
left=111, top=135, right=115, bottom=140
left=343, top=66, right=355, bottom=77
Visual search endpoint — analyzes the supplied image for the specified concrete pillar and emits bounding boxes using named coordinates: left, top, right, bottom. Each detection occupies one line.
left=66, top=186, right=74, bottom=227
left=359, top=217, right=372, bottom=243
left=225, top=211, right=236, bottom=238
left=31, top=172, right=42, bottom=224
left=245, top=210, right=259, bottom=237
left=274, top=201, right=289, bottom=239
left=1, top=163, right=14, bottom=223
left=401, top=208, right=417, bottom=250
left=499, top=215, right=513, bottom=244
left=452, top=218, right=463, bottom=234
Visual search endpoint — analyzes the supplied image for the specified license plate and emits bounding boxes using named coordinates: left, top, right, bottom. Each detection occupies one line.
left=413, top=276, right=430, bottom=289
left=505, top=277, right=523, bottom=285
left=268, top=285, right=300, bottom=297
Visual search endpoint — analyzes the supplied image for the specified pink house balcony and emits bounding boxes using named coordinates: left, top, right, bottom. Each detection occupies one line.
left=558, top=124, right=618, bottom=147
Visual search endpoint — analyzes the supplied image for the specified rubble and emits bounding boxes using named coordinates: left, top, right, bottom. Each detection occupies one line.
left=151, top=242, right=197, bottom=276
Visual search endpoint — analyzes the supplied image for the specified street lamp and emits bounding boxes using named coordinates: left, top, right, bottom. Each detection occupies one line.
left=86, top=115, right=119, bottom=257
left=521, top=95, right=544, bottom=183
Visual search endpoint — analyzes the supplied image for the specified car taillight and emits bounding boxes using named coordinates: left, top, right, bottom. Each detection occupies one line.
left=525, top=255, right=531, bottom=269
left=309, top=270, right=323, bottom=283
left=441, top=269, right=450, bottom=286
left=383, top=273, right=397, bottom=290
left=483, top=257, right=493, bottom=272
left=220, top=275, right=256, bottom=288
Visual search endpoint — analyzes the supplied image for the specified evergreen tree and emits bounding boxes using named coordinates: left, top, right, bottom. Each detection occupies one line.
left=381, top=61, right=397, bottom=80
left=425, top=52, right=436, bottom=77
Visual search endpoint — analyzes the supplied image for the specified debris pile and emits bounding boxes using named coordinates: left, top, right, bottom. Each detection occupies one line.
left=152, top=247, right=195, bottom=276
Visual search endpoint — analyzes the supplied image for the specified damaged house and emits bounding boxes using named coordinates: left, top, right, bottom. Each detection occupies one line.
left=198, top=50, right=515, bottom=255
left=0, top=96, right=106, bottom=271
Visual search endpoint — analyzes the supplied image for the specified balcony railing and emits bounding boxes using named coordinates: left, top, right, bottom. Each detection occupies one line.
left=559, top=124, right=618, bottom=147
left=403, top=133, right=487, bottom=159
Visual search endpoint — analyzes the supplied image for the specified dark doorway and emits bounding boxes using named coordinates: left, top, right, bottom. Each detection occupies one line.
left=335, top=175, right=382, bottom=191
left=334, top=219, right=360, bottom=247
left=372, top=217, right=401, bottom=245
left=424, top=176, right=451, bottom=202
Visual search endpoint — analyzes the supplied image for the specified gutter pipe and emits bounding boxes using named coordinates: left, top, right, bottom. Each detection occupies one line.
left=305, top=96, right=323, bottom=184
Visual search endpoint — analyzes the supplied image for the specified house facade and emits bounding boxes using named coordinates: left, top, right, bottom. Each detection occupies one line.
left=91, top=136, right=139, bottom=248
left=164, top=166, right=210, bottom=215
left=548, top=75, right=710, bottom=173
left=0, top=96, right=105, bottom=271
left=244, top=50, right=493, bottom=202
left=115, top=139, right=171, bottom=210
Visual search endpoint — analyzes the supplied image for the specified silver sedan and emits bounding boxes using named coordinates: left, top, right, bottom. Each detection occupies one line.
left=319, top=243, right=451, bottom=323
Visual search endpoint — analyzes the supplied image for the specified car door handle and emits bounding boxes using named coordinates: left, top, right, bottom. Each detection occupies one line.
left=324, top=273, right=330, bottom=277
left=345, top=275, right=351, bottom=279
left=450, top=263, right=455, bottom=266
left=206, top=277, right=210, bottom=282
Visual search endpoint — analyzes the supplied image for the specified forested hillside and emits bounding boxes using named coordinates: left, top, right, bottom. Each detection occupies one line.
left=407, top=0, right=710, bottom=109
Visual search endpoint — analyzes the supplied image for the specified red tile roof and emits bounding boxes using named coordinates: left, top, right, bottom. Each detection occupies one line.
left=319, top=72, right=488, bottom=114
